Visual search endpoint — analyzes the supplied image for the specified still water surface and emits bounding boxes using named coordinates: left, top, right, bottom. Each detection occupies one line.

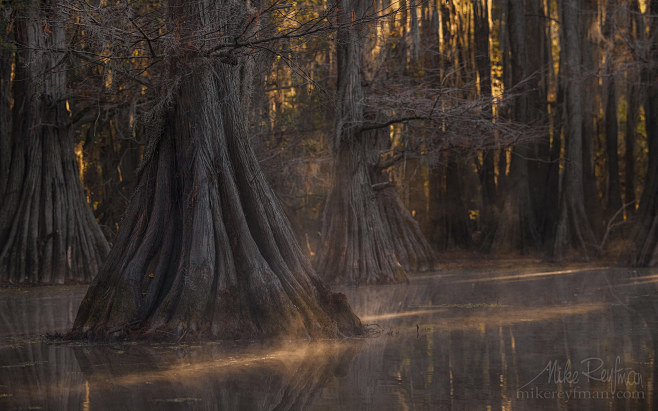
left=0, top=262, right=656, bottom=410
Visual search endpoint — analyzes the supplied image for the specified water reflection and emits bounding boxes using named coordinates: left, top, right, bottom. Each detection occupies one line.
left=0, top=286, right=86, bottom=338
left=73, top=341, right=360, bottom=410
left=0, top=265, right=656, bottom=410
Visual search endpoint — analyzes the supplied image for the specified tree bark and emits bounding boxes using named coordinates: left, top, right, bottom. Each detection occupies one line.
left=628, top=0, right=658, bottom=266
left=581, top=0, right=605, bottom=236
left=70, top=0, right=364, bottom=340
left=551, top=0, right=598, bottom=260
left=525, top=0, right=556, bottom=245
left=489, top=0, right=540, bottom=253
left=625, top=83, right=638, bottom=210
left=371, top=132, right=437, bottom=272
left=624, top=0, right=643, bottom=214
left=317, top=132, right=408, bottom=285
left=376, top=183, right=438, bottom=271
left=426, top=0, right=474, bottom=250
left=603, top=0, right=622, bottom=217
left=428, top=153, right=473, bottom=250
left=315, top=0, right=436, bottom=285
left=0, top=1, right=109, bottom=284
left=0, top=25, right=11, bottom=196
left=472, top=0, right=498, bottom=248
left=604, top=75, right=622, bottom=216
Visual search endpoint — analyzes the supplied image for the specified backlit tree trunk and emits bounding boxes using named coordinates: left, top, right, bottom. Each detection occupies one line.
left=71, top=0, right=363, bottom=340
left=552, top=0, right=598, bottom=260
left=490, top=0, right=540, bottom=252
left=473, top=0, right=497, bottom=248
left=371, top=131, right=437, bottom=272
left=315, top=0, right=436, bottom=285
left=0, top=1, right=109, bottom=284
left=628, top=0, right=658, bottom=266
left=624, top=0, right=643, bottom=213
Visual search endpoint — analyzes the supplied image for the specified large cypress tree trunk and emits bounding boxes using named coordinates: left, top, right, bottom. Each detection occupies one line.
left=71, top=0, right=363, bottom=340
left=551, top=0, right=598, bottom=260
left=0, top=26, right=11, bottom=194
left=315, top=0, right=436, bottom=285
left=624, top=0, right=643, bottom=214
left=525, top=0, right=556, bottom=244
left=0, top=1, right=109, bottom=284
left=489, top=0, right=540, bottom=252
left=427, top=153, right=472, bottom=251
left=426, top=0, right=473, bottom=251
left=581, top=0, right=605, bottom=236
left=376, top=184, right=437, bottom=272
left=371, top=129, right=437, bottom=272
left=316, top=133, right=407, bottom=285
left=603, top=0, right=622, bottom=218
left=628, top=0, right=658, bottom=266
left=625, top=84, right=638, bottom=211
left=604, top=74, right=622, bottom=216
left=472, top=0, right=497, bottom=249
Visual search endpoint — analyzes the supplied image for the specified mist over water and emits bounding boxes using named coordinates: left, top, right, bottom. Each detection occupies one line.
left=0, top=263, right=656, bottom=410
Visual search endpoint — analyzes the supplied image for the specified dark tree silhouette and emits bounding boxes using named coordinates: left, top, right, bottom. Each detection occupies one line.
left=70, top=0, right=363, bottom=340
left=0, top=1, right=109, bottom=284
left=628, top=0, right=658, bottom=266
left=552, top=0, right=598, bottom=260
left=603, top=0, right=623, bottom=218
left=0, top=18, right=10, bottom=193
left=472, top=0, right=497, bottom=249
left=489, top=0, right=540, bottom=252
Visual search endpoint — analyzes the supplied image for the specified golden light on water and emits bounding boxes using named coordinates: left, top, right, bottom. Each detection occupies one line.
left=451, top=267, right=608, bottom=284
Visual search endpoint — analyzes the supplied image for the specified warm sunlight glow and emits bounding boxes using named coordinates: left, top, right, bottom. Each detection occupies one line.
left=452, top=267, right=608, bottom=284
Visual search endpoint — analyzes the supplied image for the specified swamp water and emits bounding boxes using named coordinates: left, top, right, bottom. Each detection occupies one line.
left=0, top=263, right=656, bottom=410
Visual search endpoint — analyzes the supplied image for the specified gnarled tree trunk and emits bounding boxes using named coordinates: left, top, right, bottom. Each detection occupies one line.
left=0, top=1, right=109, bottom=284
left=373, top=161, right=437, bottom=273
left=71, top=0, right=363, bottom=340
left=315, top=0, right=436, bottom=285
left=316, top=132, right=408, bottom=285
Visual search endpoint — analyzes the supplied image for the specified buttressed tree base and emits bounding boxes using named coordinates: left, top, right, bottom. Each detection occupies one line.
left=70, top=0, right=363, bottom=341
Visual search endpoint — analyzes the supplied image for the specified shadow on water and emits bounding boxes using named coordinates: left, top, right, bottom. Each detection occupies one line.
left=0, top=265, right=657, bottom=410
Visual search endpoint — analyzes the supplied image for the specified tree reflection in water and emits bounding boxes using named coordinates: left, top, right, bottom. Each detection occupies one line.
left=73, top=340, right=361, bottom=410
left=0, top=287, right=86, bottom=410
left=0, top=266, right=657, bottom=410
left=315, top=265, right=656, bottom=409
